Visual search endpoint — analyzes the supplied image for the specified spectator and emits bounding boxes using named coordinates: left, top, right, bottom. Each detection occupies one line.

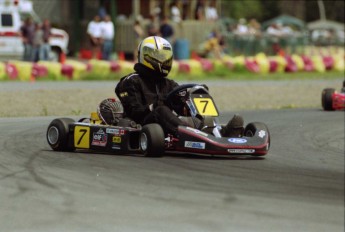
left=201, top=30, right=224, bottom=59
left=101, top=15, right=115, bottom=60
left=32, top=23, right=43, bottom=62
left=266, top=23, right=284, bottom=54
left=147, top=14, right=159, bottom=36
left=133, top=19, right=144, bottom=61
left=281, top=24, right=293, bottom=36
left=170, top=1, right=181, bottom=23
left=195, top=0, right=205, bottom=20
left=159, top=16, right=174, bottom=44
left=181, top=0, right=190, bottom=20
left=266, top=23, right=283, bottom=37
left=87, top=15, right=103, bottom=59
left=234, top=18, right=249, bottom=35
left=40, top=19, right=51, bottom=61
left=205, top=0, right=218, bottom=21
left=248, top=18, right=261, bottom=37
left=152, top=1, right=162, bottom=22
left=20, top=17, right=35, bottom=61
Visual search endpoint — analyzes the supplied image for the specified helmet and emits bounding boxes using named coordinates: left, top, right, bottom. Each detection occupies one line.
left=97, top=98, right=124, bottom=125
left=138, top=36, right=173, bottom=77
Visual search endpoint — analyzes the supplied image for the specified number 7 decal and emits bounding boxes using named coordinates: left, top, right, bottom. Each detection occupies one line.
left=74, top=126, right=90, bottom=148
left=77, top=129, right=87, bottom=145
left=200, top=100, right=209, bottom=113
left=193, top=98, right=218, bottom=116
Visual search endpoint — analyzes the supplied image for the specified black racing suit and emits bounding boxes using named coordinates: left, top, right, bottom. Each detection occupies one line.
left=115, top=63, right=187, bottom=135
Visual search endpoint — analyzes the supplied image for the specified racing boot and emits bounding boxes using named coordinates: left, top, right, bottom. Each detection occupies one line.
left=221, top=114, right=244, bottom=137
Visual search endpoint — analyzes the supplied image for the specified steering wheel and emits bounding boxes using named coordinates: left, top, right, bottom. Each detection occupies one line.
left=165, top=84, right=198, bottom=115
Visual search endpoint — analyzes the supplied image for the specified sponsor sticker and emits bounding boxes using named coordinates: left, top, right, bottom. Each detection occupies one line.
left=186, top=100, right=197, bottom=117
left=227, top=149, right=255, bottom=154
left=106, top=128, right=120, bottom=135
left=184, top=141, right=206, bottom=149
left=258, top=130, right=266, bottom=138
left=91, top=129, right=107, bottom=147
left=112, top=136, right=121, bottom=143
left=228, top=138, right=247, bottom=144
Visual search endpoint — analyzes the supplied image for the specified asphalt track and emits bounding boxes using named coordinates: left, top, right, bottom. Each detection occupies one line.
left=0, top=109, right=344, bottom=232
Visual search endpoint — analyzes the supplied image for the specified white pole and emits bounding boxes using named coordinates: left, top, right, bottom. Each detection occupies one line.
left=317, top=0, right=326, bottom=20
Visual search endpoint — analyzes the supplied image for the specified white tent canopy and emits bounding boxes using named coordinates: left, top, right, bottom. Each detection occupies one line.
left=307, top=19, right=344, bottom=31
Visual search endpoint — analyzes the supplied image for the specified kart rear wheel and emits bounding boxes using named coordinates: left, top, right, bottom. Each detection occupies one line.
left=140, top=124, right=165, bottom=157
left=47, top=118, right=75, bottom=151
left=244, top=122, right=270, bottom=156
left=322, top=88, right=335, bottom=111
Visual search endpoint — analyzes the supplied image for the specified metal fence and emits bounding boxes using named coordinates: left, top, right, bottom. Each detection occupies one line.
left=113, top=20, right=342, bottom=57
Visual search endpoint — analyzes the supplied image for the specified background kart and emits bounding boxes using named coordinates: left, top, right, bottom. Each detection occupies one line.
left=47, top=84, right=270, bottom=157
left=321, top=82, right=345, bottom=111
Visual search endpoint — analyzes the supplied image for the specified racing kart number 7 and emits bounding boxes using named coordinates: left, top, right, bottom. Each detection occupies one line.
left=193, top=98, right=218, bottom=116
left=74, top=126, right=90, bottom=148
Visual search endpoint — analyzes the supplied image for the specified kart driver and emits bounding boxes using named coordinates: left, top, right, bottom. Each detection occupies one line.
left=114, top=36, right=244, bottom=137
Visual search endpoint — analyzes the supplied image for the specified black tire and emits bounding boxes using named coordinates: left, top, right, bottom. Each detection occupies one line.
left=321, top=88, right=335, bottom=111
left=46, top=118, right=75, bottom=151
left=139, top=124, right=165, bottom=157
left=244, top=122, right=270, bottom=156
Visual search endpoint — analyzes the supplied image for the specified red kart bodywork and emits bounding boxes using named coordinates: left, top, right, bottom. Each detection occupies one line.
left=165, top=125, right=270, bottom=156
left=322, top=87, right=345, bottom=111
left=331, top=92, right=345, bottom=110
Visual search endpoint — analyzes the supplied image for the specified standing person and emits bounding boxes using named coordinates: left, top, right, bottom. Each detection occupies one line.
left=133, top=19, right=144, bottom=61
left=32, top=23, right=43, bottom=62
left=101, top=15, right=115, bottom=60
left=159, top=16, right=174, bottom=44
left=147, top=14, right=159, bottom=37
left=170, top=1, right=181, bottom=23
left=40, top=19, right=51, bottom=61
left=114, top=36, right=244, bottom=137
left=195, top=0, right=205, bottom=20
left=87, top=15, right=103, bottom=59
left=205, top=0, right=218, bottom=21
left=20, top=17, right=35, bottom=61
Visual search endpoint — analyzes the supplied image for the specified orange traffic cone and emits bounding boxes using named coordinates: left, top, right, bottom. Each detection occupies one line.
left=60, top=52, right=66, bottom=64
left=30, top=72, right=35, bottom=82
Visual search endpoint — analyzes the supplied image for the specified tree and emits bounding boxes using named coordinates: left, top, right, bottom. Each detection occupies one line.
left=221, top=0, right=263, bottom=20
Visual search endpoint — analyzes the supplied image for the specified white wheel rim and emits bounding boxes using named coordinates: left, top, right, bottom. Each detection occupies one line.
left=47, top=126, right=59, bottom=145
left=140, top=133, right=148, bottom=151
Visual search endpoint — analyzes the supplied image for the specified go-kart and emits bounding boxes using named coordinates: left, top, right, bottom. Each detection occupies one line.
left=47, top=84, right=270, bottom=157
left=321, top=81, right=345, bottom=111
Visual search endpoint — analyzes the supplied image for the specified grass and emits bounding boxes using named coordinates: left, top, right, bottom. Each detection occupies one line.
left=172, top=70, right=344, bottom=81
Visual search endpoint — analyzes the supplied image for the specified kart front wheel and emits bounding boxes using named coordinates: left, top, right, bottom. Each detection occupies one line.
left=47, top=118, right=75, bottom=151
left=140, top=124, right=165, bottom=157
left=322, top=88, right=335, bottom=111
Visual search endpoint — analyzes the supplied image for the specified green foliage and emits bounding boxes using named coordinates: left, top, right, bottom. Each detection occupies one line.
left=221, top=0, right=264, bottom=20
left=258, top=0, right=281, bottom=22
